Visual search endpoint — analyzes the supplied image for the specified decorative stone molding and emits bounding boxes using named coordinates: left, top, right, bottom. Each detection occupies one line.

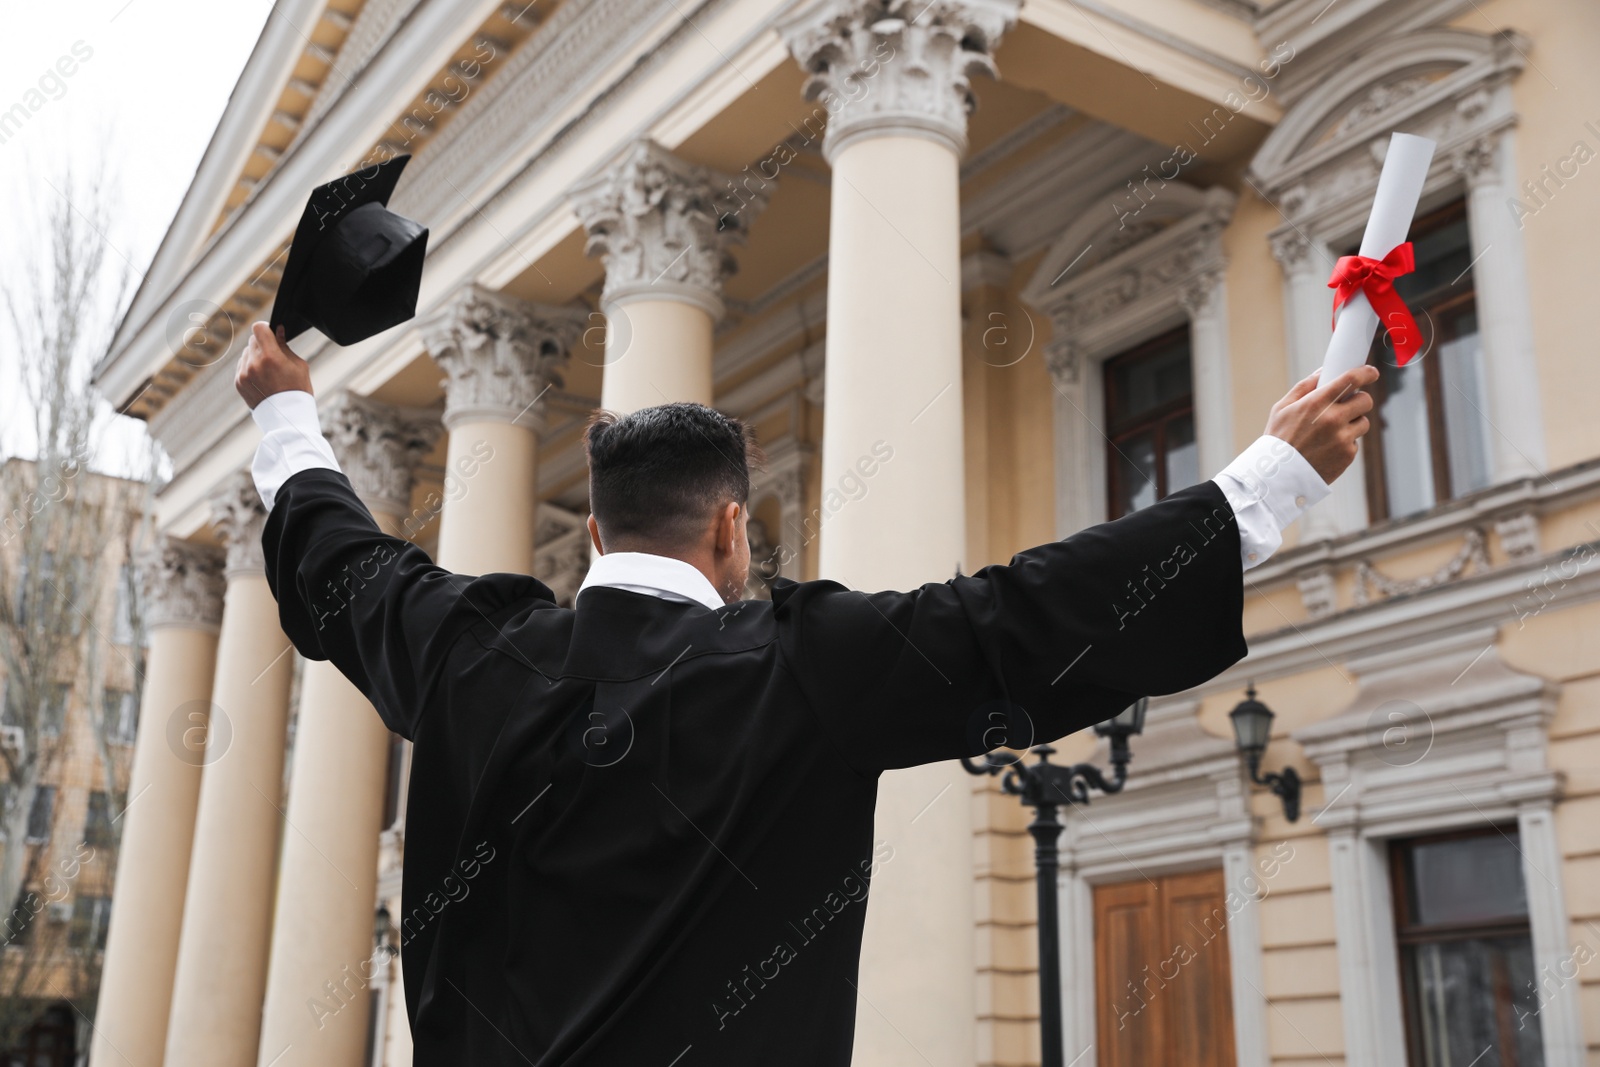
left=1293, top=626, right=1580, bottom=1067
left=421, top=284, right=586, bottom=430
left=320, top=394, right=442, bottom=518
left=1043, top=338, right=1080, bottom=386
left=749, top=438, right=814, bottom=582
left=532, top=503, right=590, bottom=608
left=569, top=140, right=766, bottom=319
left=779, top=0, right=1019, bottom=160
left=1494, top=509, right=1541, bottom=560
left=1352, top=527, right=1491, bottom=606
left=1020, top=183, right=1236, bottom=534
left=1178, top=268, right=1224, bottom=318
left=1296, top=564, right=1338, bottom=619
left=1022, top=184, right=1235, bottom=351
left=1450, top=131, right=1499, bottom=187
left=210, top=471, right=270, bottom=577
left=139, top=538, right=226, bottom=633
left=1251, top=28, right=1528, bottom=252
left=1267, top=228, right=1316, bottom=274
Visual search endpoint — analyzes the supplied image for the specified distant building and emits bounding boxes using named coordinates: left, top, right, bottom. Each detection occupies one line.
left=90, top=0, right=1600, bottom=1065
left=0, top=457, right=147, bottom=1067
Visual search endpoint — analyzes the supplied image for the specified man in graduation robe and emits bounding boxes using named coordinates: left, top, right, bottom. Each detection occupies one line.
left=235, top=321, right=1377, bottom=1066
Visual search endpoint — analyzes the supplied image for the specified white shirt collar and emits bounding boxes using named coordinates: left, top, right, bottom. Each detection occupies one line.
left=576, top=551, right=726, bottom=610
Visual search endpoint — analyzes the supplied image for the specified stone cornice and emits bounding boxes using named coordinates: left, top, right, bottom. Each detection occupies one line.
left=140, top=539, right=227, bottom=633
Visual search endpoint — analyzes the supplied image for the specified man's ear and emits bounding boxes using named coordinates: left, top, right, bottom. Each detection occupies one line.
left=717, top=501, right=741, bottom=557
left=587, top=514, right=605, bottom=556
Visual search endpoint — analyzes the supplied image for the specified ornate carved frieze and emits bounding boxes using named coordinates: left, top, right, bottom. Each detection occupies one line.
left=569, top=140, right=765, bottom=318
left=320, top=394, right=442, bottom=517
left=139, top=538, right=226, bottom=632
left=422, top=285, right=586, bottom=430
left=1043, top=338, right=1080, bottom=387
left=1177, top=269, right=1224, bottom=319
left=779, top=0, right=1019, bottom=159
left=1353, top=527, right=1492, bottom=607
left=1251, top=28, right=1528, bottom=248
left=1450, top=132, right=1500, bottom=187
left=210, top=471, right=270, bottom=577
left=1024, top=188, right=1234, bottom=358
left=1296, top=564, right=1338, bottom=620
left=1493, top=510, right=1541, bottom=560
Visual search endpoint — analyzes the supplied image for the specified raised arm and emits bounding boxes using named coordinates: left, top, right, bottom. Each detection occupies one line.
left=777, top=365, right=1378, bottom=775
left=236, top=323, right=550, bottom=739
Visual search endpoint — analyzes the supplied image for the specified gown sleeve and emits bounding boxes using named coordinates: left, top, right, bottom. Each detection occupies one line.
left=773, top=480, right=1248, bottom=775
left=261, top=467, right=552, bottom=739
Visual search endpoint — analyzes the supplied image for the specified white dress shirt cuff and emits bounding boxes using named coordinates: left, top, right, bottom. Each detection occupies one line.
left=250, top=390, right=342, bottom=511
left=1211, top=435, right=1330, bottom=572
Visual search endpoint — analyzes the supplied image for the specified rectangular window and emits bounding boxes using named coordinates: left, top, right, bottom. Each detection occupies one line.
left=69, top=895, right=112, bottom=952
left=1104, top=327, right=1199, bottom=520
left=1391, top=826, right=1545, bottom=1067
left=39, top=683, right=70, bottom=737
left=83, top=791, right=117, bottom=848
left=26, top=785, right=55, bottom=842
left=113, top=563, right=138, bottom=646
left=103, top=687, right=139, bottom=745
left=1361, top=200, right=1493, bottom=522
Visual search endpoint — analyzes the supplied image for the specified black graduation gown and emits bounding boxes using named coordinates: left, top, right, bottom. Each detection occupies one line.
left=262, top=467, right=1248, bottom=1066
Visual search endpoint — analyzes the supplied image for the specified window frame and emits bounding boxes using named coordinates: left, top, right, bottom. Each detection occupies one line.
left=1103, top=325, right=1197, bottom=520
left=1360, top=199, right=1483, bottom=523
left=1388, top=823, right=1540, bottom=1067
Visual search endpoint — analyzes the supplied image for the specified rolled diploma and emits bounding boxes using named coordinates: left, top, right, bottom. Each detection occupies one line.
left=1319, top=132, right=1437, bottom=383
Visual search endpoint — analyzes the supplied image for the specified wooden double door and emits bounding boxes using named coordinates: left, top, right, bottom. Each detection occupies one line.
left=1094, top=868, right=1237, bottom=1067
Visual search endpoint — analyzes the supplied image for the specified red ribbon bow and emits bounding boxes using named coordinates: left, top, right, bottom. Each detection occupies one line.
left=1328, top=242, right=1421, bottom=365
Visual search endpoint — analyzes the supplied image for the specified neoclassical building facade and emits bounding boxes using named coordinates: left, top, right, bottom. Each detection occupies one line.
left=90, top=0, right=1599, bottom=1065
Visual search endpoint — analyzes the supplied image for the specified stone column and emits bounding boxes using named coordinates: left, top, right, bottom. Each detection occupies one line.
left=91, top=541, right=225, bottom=1067
left=422, top=284, right=584, bottom=575
left=570, top=139, right=766, bottom=413
left=1453, top=133, right=1547, bottom=481
left=1180, top=269, right=1236, bottom=480
left=164, top=475, right=297, bottom=1067
left=255, top=395, right=438, bottom=1067
left=781, top=2, right=1017, bottom=1063
left=1270, top=229, right=1366, bottom=537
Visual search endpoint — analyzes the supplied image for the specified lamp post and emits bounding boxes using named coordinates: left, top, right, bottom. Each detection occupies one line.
left=962, top=698, right=1148, bottom=1067
left=1228, top=684, right=1301, bottom=822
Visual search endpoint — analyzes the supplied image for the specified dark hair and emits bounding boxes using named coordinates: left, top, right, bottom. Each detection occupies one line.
left=584, top=403, right=763, bottom=550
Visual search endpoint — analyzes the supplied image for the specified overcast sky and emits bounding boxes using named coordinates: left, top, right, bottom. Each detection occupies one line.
left=0, top=0, right=276, bottom=474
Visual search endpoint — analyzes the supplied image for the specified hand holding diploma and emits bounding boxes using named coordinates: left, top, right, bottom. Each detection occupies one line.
left=1320, top=132, right=1437, bottom=382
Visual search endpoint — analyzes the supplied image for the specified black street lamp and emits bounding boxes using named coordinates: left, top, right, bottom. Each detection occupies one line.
left=1228, top=684, right=1301, bottom=822
left=961, top=697, right=1148, bottom=1067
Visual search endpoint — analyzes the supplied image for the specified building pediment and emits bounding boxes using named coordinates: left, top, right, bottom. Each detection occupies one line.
left=1293, top=625, right=1559, bottom=835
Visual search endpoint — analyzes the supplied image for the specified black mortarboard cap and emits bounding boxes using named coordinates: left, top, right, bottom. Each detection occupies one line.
left=269, top=154, right=428, bottom=346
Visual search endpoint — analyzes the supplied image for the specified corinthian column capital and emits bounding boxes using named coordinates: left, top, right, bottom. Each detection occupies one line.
left=210, top=472, right=269, bottom=578
left=780, top=0, right=1018, bottom=160
left=320, top=394, right=442, bottom=518
left=422, top=285, right=587, bottom=430
left=569, top=140, right=765, bottom=320
left=139, top=538, right=226, bottom=632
